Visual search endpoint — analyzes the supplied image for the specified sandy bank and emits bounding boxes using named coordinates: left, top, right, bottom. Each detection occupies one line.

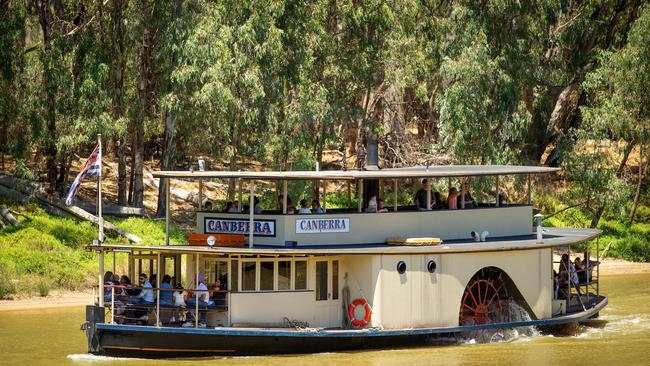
left=1, top=258, right=649, bottom=312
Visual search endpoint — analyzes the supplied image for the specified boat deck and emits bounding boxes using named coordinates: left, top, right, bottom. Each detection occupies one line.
left=93, top=227, right=601, bottom=255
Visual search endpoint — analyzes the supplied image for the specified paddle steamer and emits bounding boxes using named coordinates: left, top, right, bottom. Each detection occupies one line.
left=83, top=165, right=606, bottom=357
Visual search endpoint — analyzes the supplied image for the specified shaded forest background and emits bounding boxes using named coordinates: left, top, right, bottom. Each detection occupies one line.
left=1, top=0, right=649, bottom=229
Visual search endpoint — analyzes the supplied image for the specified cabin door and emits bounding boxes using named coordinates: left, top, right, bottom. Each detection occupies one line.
left=314, top=259, right=341, bottom=328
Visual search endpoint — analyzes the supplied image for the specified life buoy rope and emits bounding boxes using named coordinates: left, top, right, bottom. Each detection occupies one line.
left=347, top=298, right=372, bottom=327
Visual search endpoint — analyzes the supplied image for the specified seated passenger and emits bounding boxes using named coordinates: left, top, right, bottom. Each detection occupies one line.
left=574, top=257, right=587, bottom=283
left=229, top=201, right=240, bottom=213
left=173, top=283, right=187, bottom=307
left=204, top=201, right=213, bottom=211
left=366, top=194, right=378, bottom=213
left=457, top=182, right=475, bottom=208
left=223, top=201, right=234, bottom=213
left=583, top=250, right=599, bottom=280
left=185, top=274, right=213, bottom=327
left=130, top=273, right=154, bottom=304
left=377, top=198, right=389, bottom=213
left=432, top=192, right=445, bottom=209
left=277, top=195, right=296, bottom=213
left=103, top=271, right=115, bottom=302
left=298, top=199, right=312, bottom=214
left=253, top=196, right=262, bottom=214
left=159, top=275, right=173, bottom=305
left=311, top=199, right=325, bottom=213
left=414, top=179, right=431, bottom=210
left=447, top=188, right=460, bottom=209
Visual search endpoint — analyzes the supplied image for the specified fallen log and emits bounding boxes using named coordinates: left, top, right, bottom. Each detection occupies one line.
left=46, top=201, right=142, bottom=244
left=0, top=180, right=141, bottom=243
left=75, top=201, right=144, bottom=217
left=0, top=205, right=21, bottom=226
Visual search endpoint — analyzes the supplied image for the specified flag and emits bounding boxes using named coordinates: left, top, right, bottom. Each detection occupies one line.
left=65, top=144, right=101, bottom=206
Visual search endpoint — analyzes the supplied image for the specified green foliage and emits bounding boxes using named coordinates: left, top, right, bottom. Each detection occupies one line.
left=36, top=280, right=50, bottom=297
left=108, top=217, right=188, bottom=245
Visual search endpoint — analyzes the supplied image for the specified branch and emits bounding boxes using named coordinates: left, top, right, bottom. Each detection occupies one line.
left=542, top=199, right=590, bottom=221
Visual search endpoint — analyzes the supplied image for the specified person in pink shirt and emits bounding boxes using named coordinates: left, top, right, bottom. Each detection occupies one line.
left=447, top=188, right=460, bottom=209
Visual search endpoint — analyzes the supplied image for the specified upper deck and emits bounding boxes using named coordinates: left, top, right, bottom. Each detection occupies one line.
left=152, top=164, right=564, bottom=249
left=195, top=205, right=535, bottom=247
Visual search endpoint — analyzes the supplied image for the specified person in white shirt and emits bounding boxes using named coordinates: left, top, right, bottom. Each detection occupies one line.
left=366, top=194, right=377, bottom=213
left=185, top=274, right=213, bottom=327
left=298, top=199, right=312, bottom=214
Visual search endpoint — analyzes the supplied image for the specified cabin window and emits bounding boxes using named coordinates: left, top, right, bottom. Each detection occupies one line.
left=332, top=260, right=339, bottom=300
left=316, top=261, right=328, bottom=301
left=242, top=261, right=256, bottom=291
left=259, top=261, right=274, bottom=291
left=278, top=261, right=291, bottom=290
left=204, top=260, right=229, bottom=289
left=295, top=260, right=307, bottom=290
left=231, top=260, right=239, bottom=291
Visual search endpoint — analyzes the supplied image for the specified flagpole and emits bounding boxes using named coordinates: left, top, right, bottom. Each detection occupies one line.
left=98, top=133, right=104, bottom=243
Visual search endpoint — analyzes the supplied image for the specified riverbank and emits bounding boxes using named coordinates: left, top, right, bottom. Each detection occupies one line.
left=1, top=257, right=649, bottom=313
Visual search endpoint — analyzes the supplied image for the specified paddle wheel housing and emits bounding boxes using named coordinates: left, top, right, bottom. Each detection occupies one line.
left=459, top=267, right=531, bottom=326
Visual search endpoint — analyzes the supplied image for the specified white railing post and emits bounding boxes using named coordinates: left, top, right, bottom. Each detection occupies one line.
left=111, top=287, right=115, bottom=324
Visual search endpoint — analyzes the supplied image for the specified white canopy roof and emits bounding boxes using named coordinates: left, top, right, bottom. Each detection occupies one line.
left=152, top=165, right=559, bottom=181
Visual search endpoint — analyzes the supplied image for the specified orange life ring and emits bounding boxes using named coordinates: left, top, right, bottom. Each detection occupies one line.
left=348, top=298, right=372, bottom=327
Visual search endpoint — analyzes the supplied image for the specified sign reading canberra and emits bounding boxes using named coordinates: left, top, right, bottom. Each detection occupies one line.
left=205, top=217, right=276, bottom=237
left=296, top=218, right=350, bottom=234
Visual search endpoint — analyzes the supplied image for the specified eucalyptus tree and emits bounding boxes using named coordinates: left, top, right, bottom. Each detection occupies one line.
left=581, top=4, right=650, bottom=226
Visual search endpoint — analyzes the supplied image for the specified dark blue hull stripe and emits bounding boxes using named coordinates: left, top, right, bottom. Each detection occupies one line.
left=97, top=297, right=607, bottom=338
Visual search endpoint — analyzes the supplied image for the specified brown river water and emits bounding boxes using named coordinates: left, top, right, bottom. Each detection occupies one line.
left=1, top=274, right=649, bottom=366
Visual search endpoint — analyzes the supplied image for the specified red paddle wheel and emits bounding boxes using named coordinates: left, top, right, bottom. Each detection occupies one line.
left=459, top=269, right=509, bottom=326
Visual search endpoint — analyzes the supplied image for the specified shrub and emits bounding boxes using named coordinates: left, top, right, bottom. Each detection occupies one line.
left=36, top=280, right=50, bottom=297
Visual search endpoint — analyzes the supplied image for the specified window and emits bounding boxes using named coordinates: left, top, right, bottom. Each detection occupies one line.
left=295, top=261, right=307, bottom=290
left=231, top=260, right=239, bottom=291
left=242, top=261, right=256, bottom=291
left=260, top=261, right=274, bottom=291
left=278, top=261, right=291, bottom=290
left=316, top=261, right=328, bottom=301
left=332, top=260, right=339, bottom=300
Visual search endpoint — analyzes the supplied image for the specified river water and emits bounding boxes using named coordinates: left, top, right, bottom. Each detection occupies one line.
left=1, top=274, right=649, bottom=366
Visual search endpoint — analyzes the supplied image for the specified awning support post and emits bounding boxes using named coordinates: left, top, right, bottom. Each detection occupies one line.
left=238, top=178, right=243, bottom=212
left=195, top=253, right=199, bottom=328
left=393, top=178, right=397, bottom=212
left=198, top=179, right=203, bottom=209
left=527, top=174, right=532, bottom=205
left=426, top=179, right=431, bottom=210
left=358, top=179, right=363, bottom=213
left=496, top=175, right=500, bottom=207
left=249, top=180, right=255, bottom=248
left=156, top=251, right=161, bottom=327
left=98, top=250, right=104, bottom=307
left=322, top=181, right=327, bottom=212
left=165, top=178, right=170, bottom=246
left=461, top=177, right=466, bottom=209
left=282, top=180, right=288, bottom=214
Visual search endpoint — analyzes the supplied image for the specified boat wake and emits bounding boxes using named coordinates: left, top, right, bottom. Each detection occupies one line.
left=571, top=313, right=649, bottom=339
left=67, top=353, right=143, bottom=362
left=462, top=301, right=541, bottom=344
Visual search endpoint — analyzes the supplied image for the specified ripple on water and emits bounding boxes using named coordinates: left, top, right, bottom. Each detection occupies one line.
left=67, top=354, right=143, bottom=362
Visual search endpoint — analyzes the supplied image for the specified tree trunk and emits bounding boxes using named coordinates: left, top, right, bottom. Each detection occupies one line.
left=36, top=1, right=57, bottom=190
left=117, top=139, right=127, bottom=205
left=590, top=204, right=605, bottom=229
left=128, top=138, right=135, bottom=205
left=111, top=0, right=128, bottom=206
left=628, top=146, right=648, bottom=226
left=156, top=112, right=174, bottom=217
left=616, top=142, right=635, bottom=177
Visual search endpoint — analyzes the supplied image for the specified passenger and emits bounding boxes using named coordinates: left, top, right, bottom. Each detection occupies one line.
left=553, top=270, right=560, bottom=299
left=366, top=194, right=377, bottom=213
left=204, top=201, right=213, bottom=211
left=228, top=201, right=240, bottom=213
left=121, top=275, right=140, bottom=297
left=277, top=195, right=296, bottom=212
left=583, top=250, right=599, bottom=281
left=414, top=179, right=431, bottom=210
left=458, top=182, right=475, bottom=208
left=377, top=198, right=389, bottom=213
left=574, top=257, right=587, bottom=283
left=447, top=188, right=460, bottom=209
left=159, top=275, right=173, bottom=305
left=103, top=271, right=115, bottom=303
left=298, top=199, right=312, bottom=214
left=133, top=273, right=154, bottom=304
left=185, top=274, right=213, bottom=327
left=253, top=196, right=263, bottom=214
left=432, top=192, right=445, bottom=209
left=224, top=201, right=234, bottom=213
left=171, top=283, right=187, bottom=324
left=311, top=199, right=325, bottom=213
